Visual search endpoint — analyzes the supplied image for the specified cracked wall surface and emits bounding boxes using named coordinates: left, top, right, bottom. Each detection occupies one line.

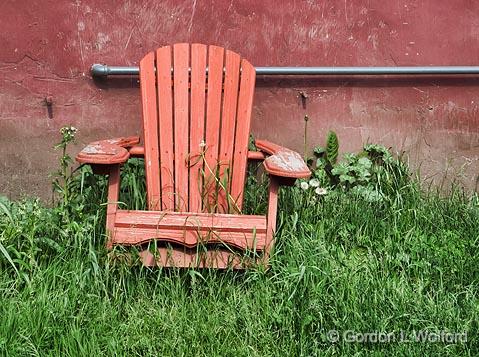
left=1, top=0, right=479, bottom=200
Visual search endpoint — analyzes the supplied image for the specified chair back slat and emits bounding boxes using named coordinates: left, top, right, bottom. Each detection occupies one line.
left=203, top=46, right=224, bottom=211
left=217, top=50, right=241, bottom=213
left=155, top=46, right=174, bottom=210
left=173, top=43, right=190, bottom=211
left=230, top=60, right=256, bottom=209
left=188, top=44, right=208, bottom=212
left=139, top=52, right=161, bottom=210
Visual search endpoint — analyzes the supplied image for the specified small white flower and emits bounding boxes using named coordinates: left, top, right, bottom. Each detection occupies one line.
left=60, top=126, right=77, bottom=140
left=199, top=140, right=206, bottom=148
left=315, top=187, right=327, bottom=196
left=300, top=181, right=309, bottom=190
left=309, top=178, right=320, bottom=187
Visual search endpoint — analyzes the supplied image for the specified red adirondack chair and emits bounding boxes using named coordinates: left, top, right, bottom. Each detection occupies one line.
left=76, top=44, right=310, bottom=268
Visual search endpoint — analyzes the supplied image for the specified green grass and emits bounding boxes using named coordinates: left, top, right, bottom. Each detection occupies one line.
left=0, top=160, right=478, bottom=356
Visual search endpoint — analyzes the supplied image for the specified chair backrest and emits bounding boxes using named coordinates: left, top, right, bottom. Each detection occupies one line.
left=139, top=43, right=256, bottom=213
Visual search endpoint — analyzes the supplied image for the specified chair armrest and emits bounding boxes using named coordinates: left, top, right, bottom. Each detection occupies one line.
left=247, top=151, right=265, bottom=160
left=128, top=145, right=145, bottom=157
left=76, top=136, right=140, bottom=165
left=255, top=139, right=311, bottom=179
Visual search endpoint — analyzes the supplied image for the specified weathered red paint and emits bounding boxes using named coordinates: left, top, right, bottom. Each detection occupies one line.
left=1, top=0, right=479, bottom=199
left=76, top=135, right=139, bottom=164
left=256, top=139, right=311, bottom=179
left=86, top=43, right=305, bottom=268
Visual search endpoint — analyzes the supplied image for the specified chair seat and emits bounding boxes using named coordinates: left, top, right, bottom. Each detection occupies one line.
left=112, top=210, right=267, bottom=251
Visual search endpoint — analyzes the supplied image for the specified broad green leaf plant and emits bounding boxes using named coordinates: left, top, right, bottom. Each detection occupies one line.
left=300, top=131, right=408, bottom=203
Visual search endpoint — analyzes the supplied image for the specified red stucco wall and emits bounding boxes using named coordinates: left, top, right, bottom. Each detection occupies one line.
left=2, top=0, right=479, bottom=199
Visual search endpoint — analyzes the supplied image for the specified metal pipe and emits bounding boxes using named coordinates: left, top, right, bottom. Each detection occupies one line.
left=91, top=63, right=479, bottom=77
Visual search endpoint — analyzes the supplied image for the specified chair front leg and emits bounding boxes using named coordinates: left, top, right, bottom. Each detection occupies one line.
left=264, top=176, right=280, bottom=265
left=106, top=164, right=121, bottom=249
